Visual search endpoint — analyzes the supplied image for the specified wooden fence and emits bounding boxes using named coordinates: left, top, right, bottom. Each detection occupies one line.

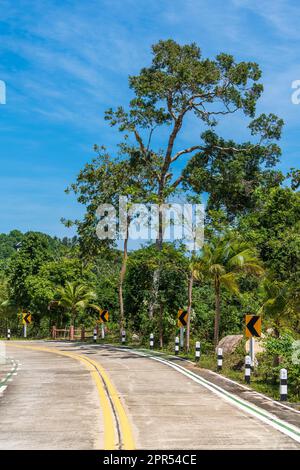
left=51, top=325, right=96, bottom=341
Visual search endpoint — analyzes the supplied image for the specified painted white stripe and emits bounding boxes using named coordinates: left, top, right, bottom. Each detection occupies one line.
left=195, top=366, right=300, bottom=414
left=150, top=355, right=300, bottom=444
left=109, top=345, right=300, bottom=443
left=88, top=343, right=300, bottom=416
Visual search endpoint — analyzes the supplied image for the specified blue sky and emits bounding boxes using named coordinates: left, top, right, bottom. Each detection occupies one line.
left=0, top=0, right=299, bottom=237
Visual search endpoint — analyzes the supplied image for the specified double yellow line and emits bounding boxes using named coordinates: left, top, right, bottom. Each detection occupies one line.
left=7, top=343, right=135, bottom=450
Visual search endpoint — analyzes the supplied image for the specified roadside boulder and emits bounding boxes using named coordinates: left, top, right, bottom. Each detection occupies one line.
left=131, top=333, right=140, bottom=343
left=216, top=334, right=243, bottom=354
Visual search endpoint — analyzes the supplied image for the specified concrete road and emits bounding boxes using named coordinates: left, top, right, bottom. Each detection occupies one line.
left=1, top=341, right=300, bottom=450
left=0, top=344, right=103, bottom=449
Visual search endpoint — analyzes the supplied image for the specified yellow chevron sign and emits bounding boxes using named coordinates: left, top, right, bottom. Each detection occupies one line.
left=100, top=309, right=109, bottom=323
left=177, top=309, right=188, bottom=327
left=245, top=315, right=261, bottom=338
left=22, top=312, right=32, bottom=325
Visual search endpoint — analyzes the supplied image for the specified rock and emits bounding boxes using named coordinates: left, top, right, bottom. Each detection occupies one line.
left=245, top=335, right=265, bottom=355
left=131, top=333, right=140, bottom=343
left=216, top=334, right=243, bottom=354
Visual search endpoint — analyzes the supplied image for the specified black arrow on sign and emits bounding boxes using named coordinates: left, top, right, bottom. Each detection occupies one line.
left=100, top=310, right=108, bottom=322
left=178, top=310, right=188, bottom=327
left=24, top=313, right=31, bottom=324
left=246, top=316, right=260, bottom=337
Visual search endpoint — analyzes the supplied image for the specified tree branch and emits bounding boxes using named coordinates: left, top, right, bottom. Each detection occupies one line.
left=133, top=129, right=147, bottom=155
left=171, top=145, right=205, bottom=162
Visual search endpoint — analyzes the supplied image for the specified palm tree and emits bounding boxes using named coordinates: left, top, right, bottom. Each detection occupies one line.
left=56, top=282, right=96, bottom=326
left=195, top=235, right=264, bottom=346
left=258, top=279, right=300, bottom=337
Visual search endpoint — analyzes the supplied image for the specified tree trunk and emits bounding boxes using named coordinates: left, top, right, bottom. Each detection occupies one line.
left=149, top=269, right=159, bottom=319
left=159, top=304, right=164, bottom=348
left=149, top=200, right=163, bottom=324
left=213, top=277, right=221, bottom=347
left=71, top=308, right=76, bottom=327
left=186, top=269, right=194, bottom=353
left=156, top=199, right=164, bottom=343
left=118, top=234, right=128, bottom=335
left=273, top=321, right=280, bottom=367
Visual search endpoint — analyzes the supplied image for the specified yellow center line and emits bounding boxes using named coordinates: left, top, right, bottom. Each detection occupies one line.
left=83, top=355, right=135, bottom=450
left=6, top=343, right=135, bottom=450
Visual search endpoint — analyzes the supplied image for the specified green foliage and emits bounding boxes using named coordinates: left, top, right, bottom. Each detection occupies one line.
left=0, top=230, right=23, bottom=263
left=56, top=281, right=96, bottom=325
left=194, top=233, right=264, bottom=344
left=239, top=186, right=300, bottom=276
left=124, top=243, right=188, bottom=340
left=184, top=131, right=284, bottom=220
left=8, top=232, right=56, bottom=308
left=258, top=335, right=300, bottom=399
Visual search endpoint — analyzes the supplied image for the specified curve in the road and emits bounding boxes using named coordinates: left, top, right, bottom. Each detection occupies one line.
left=113, top=346, right=300, bottom=444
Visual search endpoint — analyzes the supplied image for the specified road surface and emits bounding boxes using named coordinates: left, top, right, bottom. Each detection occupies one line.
left=0, top=341, right=299, bottom=450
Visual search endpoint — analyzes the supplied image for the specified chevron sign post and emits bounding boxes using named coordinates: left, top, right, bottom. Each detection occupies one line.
left=22, top=311, right=32, bottom=338
left=245, top=315, right=261, bottom=368
left=99, top=310, right=109, bottom=339
left=177, top=309, right=188, bottom=350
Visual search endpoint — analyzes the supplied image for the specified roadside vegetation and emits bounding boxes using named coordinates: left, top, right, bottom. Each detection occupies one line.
left=0, top=40, right=299, bottom=402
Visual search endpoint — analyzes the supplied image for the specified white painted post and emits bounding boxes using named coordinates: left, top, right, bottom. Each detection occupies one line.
left=250, top=337, right=255, bottom=368
left=122, top=330, right=126, bottom=344
left=150, top=333, right=154, bottom=350
left=101, top=323, right=105, bottom=339
left=180, top=327, right=184, bottom=350
left=195, top=341, right=201, bottom=362
left=280, top=368, right=288, bottom=401
left=175, top=336, right=179, bottom=355
left=23, top=324, right=27, bottom=338
left=245, top=355, right=251, bottom=384
left=93, top=327, right=97, bottom=343
left=217, top=348, right=223, bottom=371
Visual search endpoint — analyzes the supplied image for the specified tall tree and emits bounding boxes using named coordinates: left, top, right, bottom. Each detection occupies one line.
left=106, top=40, right=283, bottom=237
left=105, top=39, right=283, bottom=342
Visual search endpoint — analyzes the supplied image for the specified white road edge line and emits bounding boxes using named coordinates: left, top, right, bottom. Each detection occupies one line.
left=176, top=357, right=300, bottom=415
left=134, top=346, right=300, bottom=416
left=111, top=346, right=300, bottom=444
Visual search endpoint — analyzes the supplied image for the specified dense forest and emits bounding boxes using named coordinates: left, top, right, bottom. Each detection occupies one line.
left=0, top=40, right=299, bottom=399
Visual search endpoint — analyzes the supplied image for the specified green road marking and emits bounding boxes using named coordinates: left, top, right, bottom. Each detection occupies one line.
left=110, top=344, right=300, bottom=441
left=0, top=359, right=18, bottom=387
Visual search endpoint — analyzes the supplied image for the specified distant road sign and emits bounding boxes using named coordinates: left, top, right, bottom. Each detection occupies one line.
left=245, top=315, right=261, bottom=338
left=100, top=310, right=109, bottom=323
left=22, top=312, right=32, bottom=325
left=177, top=309, right=188, bottom=327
